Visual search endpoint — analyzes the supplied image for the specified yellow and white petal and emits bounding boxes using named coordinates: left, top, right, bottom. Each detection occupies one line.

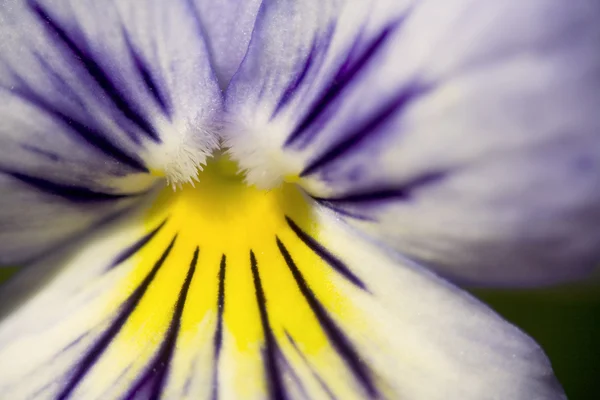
left=0, top=159, right=564, bottom=399
left=0, top=195, right=165, bottom=399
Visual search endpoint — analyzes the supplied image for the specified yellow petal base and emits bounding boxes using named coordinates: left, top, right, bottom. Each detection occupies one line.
left=96, top=155, right=369, bottom=398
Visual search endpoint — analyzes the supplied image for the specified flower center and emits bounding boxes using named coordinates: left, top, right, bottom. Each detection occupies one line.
left=146, top=153, right=315, bottom=247
left=98, top=154, right=367, bottom=396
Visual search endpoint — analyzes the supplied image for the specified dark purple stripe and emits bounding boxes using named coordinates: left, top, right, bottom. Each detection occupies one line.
left=271, top=22, right=336, bottom=121
left=5, top=170, right=146, bottom=203
left=29, top=330, right=95, bottom=398
left=6, top=83, right=148, bottom=172
left=285, top=20, right=402, bottom=147
left=21, top=144, right=61, bottom=162
left=275, top=344, right=309, bottom=399
left=311, top=172, right=446, bottom=204
left=271, top=42, right=317, bottom=119
left=123, top=33, right=172, bottom=117
left=108, top=219, right=168, bottom=270
left=284, top=331, right=337, bottom=400
left=57, top=236, right=177, bottom=400
left=33, top=332, right=90, bottom=382
left=211, top=254, right=227, bottom=400
left=311, top=199, right=373, bottom=221
left=184, top=0, right=222, bottom=88
left=124, top=247, right=199, bottom=400
left=285, top=216, right=367, bottom=291
left=30, top=48, right=142, bottom=146
left=60, top=333, right=89, bottom=353
left=276, top=238, right=377, bottom=397
left=32, top=51, right=88, bottom=111
left=299, top=85, right=425, bottom=177
left=250, top=250, right=289, bottom=400
left=30, top=1, right=161, bottom=143
left=214, top=254, right=227, bottom=353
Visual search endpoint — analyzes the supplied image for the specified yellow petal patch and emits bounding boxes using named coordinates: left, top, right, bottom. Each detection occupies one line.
left=72, top=156, right=377, bottom=399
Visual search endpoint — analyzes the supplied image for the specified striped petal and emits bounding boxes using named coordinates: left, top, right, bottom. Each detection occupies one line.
left=0, top=0, right=222, bottom=264
left=224, top=0, right=600, bottom=286
left=0, top=157, right=564, bottom=399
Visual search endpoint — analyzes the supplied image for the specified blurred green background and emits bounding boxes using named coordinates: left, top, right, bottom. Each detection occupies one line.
left=472, top=281, right=600, bottom=400
left=1, top=267, right=598, bottom=399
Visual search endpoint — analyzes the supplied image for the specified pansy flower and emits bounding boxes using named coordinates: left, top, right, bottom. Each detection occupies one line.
left=1, top=0, right=599, bottom=399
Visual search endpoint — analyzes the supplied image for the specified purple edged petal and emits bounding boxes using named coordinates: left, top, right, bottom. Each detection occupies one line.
left=224, top=0, right=600, bottom=286
left=0, top=0, right=223, bottom=263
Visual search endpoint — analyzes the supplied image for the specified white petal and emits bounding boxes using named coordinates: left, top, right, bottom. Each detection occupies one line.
left=0, top=183, right=565, bottom=399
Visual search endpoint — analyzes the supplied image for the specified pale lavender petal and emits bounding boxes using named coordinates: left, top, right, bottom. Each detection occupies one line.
left=192, top=0, right=263, bottom=88
left=0, top=0, right=222, bottom=264
left=225, top=0, right=600, bottom=286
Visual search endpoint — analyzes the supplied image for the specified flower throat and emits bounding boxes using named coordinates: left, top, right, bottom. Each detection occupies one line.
left=100, top=152, right=358, bottom=397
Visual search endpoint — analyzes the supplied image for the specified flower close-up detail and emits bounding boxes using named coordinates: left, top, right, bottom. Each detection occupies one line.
left=0, top=0, right=599, bottom=399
